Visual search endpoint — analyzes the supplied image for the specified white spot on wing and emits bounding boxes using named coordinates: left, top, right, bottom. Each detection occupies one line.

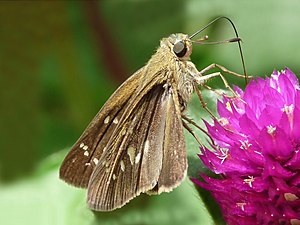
left=174, top=150, right=178, bottom=159
left=127, top=146, right=136, bottom=165
left=135, top=152, right=141, bottom=164
left=144, top=140, right=149, bottom=154
left=113, top=174, right=116, bottom=180
left=83, top=145, right=88, bottom=150
left=113, top=117, right=118, bottom=124
left=80, top=143, right=84, bottom=148
left=120, top=160, right=125, bottom=172
left=85, top=162, right=91, bottom=166
left=93, top=158, right=99, bottom=165
left=104, top=116, right=110, bottom=124
left=84, top=151, right=89, bottom=156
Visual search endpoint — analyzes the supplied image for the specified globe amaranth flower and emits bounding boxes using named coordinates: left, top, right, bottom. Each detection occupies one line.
left=192, top=69, right=300, bottom=225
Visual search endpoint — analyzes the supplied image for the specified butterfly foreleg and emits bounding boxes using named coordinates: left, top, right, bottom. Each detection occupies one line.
left=181, top=114, right=215, bottom=146
left=199, top=63, right=250, bottom=79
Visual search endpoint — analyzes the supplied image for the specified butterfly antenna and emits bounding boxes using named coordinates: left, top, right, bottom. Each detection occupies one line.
left=190, top=16, right=248, bottom=84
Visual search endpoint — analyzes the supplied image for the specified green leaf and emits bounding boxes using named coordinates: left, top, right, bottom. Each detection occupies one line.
left=0, top=149, right=214, bottom=225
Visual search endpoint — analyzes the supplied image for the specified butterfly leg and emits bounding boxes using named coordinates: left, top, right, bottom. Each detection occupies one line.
left=203, top=84, right=225, bottom=96
left=195, top=63, right=252, bottom=99
left=195, top=71, right=239, bottom=98
left=192, top=82, right=219, bottom=121
left=199, top=63, right=250, bottom=79
left=203, top=84, right=237, bottom=99
left=181, top=114, right=215, bottom=146
left=181, top=118, right=204, bottom=148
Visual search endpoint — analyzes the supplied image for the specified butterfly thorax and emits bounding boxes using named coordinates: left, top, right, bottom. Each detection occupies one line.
left=158, top=33, right=199, bottom=110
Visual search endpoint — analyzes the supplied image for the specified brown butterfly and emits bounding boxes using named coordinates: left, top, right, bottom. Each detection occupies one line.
left=59, top=17, right=246, bottom=211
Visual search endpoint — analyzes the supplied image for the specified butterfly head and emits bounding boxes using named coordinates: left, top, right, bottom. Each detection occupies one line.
left=161, top=33, right=192, bottom=61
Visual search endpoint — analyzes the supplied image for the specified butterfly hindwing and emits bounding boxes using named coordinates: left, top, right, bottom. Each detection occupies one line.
left=156, top=90, right=187, bottom=193
left=87, top=83, right=187, bottom=211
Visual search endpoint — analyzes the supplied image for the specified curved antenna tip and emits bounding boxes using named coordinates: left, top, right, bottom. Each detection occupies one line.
left=189, top=16, right=248, bottom=83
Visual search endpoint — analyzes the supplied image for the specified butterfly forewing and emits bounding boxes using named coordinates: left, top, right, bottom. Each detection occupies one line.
left=59, top=68, right=144, bottom=188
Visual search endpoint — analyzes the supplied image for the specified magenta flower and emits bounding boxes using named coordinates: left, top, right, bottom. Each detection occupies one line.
left=192, top=69, right=300, bottom=225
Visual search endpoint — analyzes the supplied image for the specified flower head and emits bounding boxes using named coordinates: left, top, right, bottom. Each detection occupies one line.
left=192, top=69, right=300, bottom=224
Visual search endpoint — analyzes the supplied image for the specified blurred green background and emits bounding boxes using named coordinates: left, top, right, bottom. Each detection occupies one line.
left=1, top=1, right=300, bottom=225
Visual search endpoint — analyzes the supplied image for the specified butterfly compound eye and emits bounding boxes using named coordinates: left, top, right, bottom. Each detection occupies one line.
left=173, top=40, right=187, bottom=57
